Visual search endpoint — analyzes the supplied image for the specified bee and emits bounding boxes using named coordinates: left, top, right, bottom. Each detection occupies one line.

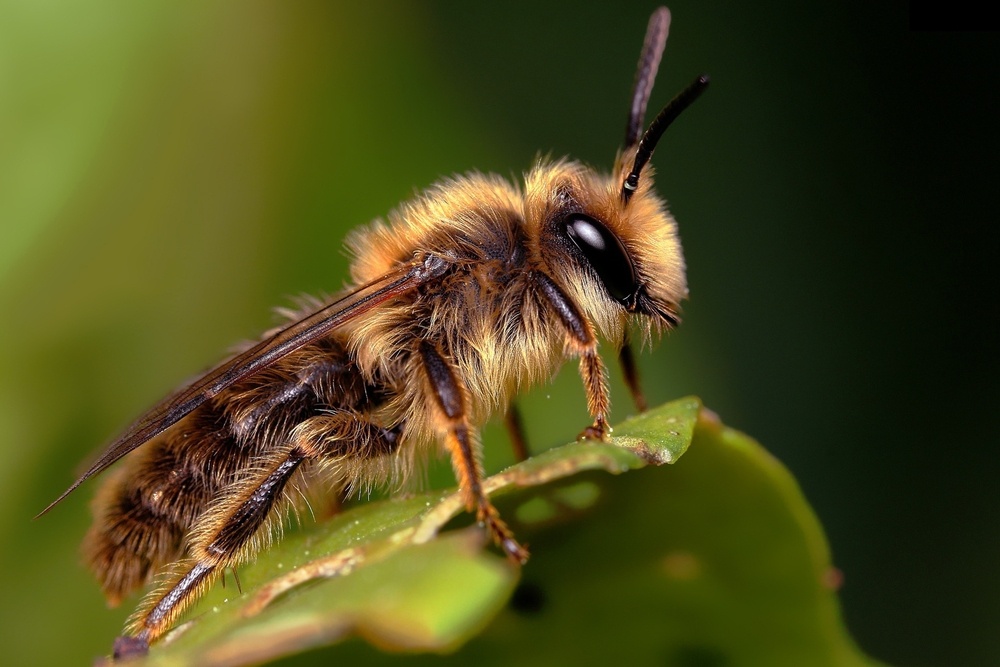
left=41, top=6, right=707, bottom=659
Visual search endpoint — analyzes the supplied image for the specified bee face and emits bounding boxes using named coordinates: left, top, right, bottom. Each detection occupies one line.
left=41, top=7, right=707, bottom=657
left=526, top=159, right=687, bottom=345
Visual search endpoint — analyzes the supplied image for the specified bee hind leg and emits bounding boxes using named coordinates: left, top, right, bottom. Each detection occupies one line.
left=123, top=446, right=310, bottom=650
left=121, top=413, right=401, bottom=651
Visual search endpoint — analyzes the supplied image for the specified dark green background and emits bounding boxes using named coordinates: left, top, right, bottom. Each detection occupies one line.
left=0, top=2, right=995, bottom=665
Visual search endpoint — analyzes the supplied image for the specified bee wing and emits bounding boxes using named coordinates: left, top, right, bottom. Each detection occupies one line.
left=38, top=255, right=448, bottom=517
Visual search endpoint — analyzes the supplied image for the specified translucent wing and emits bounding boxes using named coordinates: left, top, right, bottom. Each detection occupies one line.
left=38, top=255, right=448, bottom=516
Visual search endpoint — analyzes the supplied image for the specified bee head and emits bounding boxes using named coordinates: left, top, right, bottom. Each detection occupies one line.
left=528, top=7, right=707, bottom=345
left=527, top=158, right=687, bottom=347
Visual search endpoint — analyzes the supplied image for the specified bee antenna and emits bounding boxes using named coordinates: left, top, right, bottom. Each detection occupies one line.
left=621, top=74, right=710, bottom=204
left=625, top=7, right=671, bottom=147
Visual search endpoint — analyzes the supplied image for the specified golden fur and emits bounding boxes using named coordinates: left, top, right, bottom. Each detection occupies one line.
left=69, top=7, right=700, bottom=651
left=84, top=154, right=686, bottom=640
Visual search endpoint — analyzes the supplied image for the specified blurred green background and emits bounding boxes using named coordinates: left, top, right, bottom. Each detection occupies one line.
left=0, top=1, right=995, bottom=665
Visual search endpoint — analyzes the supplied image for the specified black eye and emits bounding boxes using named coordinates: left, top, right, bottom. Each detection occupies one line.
left=561, top=213, right=638, bottom=303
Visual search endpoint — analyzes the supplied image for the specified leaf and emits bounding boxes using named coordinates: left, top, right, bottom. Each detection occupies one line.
left=124, top=397, right=878, bottom=666
left=432, top=406, right=885, bottom=667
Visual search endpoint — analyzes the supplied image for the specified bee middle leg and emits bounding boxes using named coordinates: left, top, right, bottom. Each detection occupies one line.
left=123, top=414, right=399, bottom=651
left=418, top=340, right=529, bottom=564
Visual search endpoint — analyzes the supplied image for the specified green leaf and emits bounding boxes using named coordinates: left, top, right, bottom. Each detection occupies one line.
left=125, top=398, right=877, bottom=667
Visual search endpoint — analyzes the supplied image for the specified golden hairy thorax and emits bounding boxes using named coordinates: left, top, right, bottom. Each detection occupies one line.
left=345, top=160, right=684, bottom=431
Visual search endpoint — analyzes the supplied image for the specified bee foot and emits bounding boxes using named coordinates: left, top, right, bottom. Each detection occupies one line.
left=577, top=422, right=608, bottom=442
left=478, top=504, right=530, bottom=565
left=502, top=537, right=531, bottom=565
left=112, top=635, right=148, bottom=661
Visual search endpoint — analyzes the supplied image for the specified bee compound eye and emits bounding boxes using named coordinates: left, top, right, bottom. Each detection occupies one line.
left=561, top=214, right=638, bottom=304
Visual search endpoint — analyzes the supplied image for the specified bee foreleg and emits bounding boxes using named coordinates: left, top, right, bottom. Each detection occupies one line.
left=577, top=349, right=611, bottom=440
left=619, top=332, right=648, bottom=413
left=418, top=340, right=529, bottom=564
left=533, top=272, right=611, bottom=440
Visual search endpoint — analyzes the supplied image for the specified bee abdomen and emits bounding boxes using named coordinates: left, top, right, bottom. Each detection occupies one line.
left=83, top=463, right=194, bottom=604
left=84, top=406, right=255, bottom=603
left=84, top=341, right=367, bottom=604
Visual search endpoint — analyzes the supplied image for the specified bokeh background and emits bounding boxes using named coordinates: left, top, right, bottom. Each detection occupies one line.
left=1, top=2, right=996, bottom=665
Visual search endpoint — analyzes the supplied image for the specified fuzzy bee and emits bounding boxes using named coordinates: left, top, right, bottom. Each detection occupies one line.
left=41, top=6, right=707, bottom=657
